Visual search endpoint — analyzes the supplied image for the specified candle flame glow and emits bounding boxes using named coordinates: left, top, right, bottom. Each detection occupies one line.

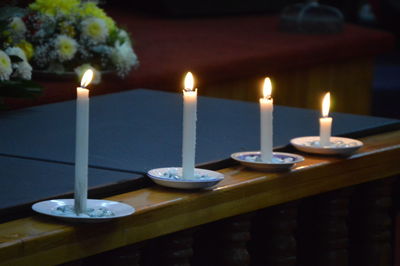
left=80, top=69, right=94, bottom=88
left=184, top=72, right=194, bottom=91
left=322, top=92, right=331, bottom=117
left=263, top=77, right=272, bottom=98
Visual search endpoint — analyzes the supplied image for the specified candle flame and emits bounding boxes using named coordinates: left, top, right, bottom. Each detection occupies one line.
left=80, top=69, right=94, bottom=88
left=263, top=77, right=272, bottom=98
left=184, top=72, right=194, bottom=91
left=322, top=92, right=330, bottom=117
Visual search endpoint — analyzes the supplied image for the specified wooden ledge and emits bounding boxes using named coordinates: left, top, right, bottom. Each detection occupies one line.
left=0, top=130, right=399, bottom=266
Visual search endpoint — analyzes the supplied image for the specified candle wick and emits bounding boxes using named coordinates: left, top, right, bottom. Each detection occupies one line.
left=264, top=95, right=272, bottom=100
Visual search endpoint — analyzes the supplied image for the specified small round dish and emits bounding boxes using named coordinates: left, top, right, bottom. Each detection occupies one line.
left=147, top=167, right=224, bottom=190
left=290, top=136, right=363, bottom=155
left=231, top=151, right=304, bottom=171
left=32, top=199, right=135, bottom=223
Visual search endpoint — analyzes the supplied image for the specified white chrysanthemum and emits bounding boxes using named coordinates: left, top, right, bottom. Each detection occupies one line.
left=111, top=41, right=138, bottom=77
left=81, top=18, right=108, bottom=43
left=54, top=35, right=78, bottom=61
left=74, top=64, right=101, bottom=84
left=9, top=17, right=27, bottom=36
left=13, top=61, right=32, bottom=80
left=0, top=50, right=12, bottom=81
left=5, top=47, right=27, bottom=61
left=118, top=29, right=129, bottom=40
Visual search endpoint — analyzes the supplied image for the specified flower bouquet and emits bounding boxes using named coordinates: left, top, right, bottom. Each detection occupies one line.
left=6, top=0, right=139, bottom=84
left=0, top=6, right=42, bottom=102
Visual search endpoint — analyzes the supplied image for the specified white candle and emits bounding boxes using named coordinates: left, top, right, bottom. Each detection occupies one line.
left=182, top=72, right=197, bottom=179
left=319, top=92, right=332, bottom=146
left=74, top=69, right=93, bottom=214
left=260, top=77, right=273, bottom=162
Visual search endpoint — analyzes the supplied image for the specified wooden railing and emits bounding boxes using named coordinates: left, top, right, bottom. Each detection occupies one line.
left=0, top=130, right=399, bottom=266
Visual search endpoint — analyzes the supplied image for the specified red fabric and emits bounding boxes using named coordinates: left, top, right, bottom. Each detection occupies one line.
left=6, top=12, right=395, bottom=109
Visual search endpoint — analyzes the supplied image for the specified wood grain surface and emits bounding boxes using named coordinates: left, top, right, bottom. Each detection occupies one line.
left=201, top=58, right=373, bottom=115
left=0, top=130, right=399, bottom=266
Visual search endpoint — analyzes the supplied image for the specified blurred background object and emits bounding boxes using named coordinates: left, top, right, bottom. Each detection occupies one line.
left=279, top=1, right=344, bottom=34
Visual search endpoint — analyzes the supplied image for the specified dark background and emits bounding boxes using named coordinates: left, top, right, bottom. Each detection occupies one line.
left=2, top=0, right=399, bottom=119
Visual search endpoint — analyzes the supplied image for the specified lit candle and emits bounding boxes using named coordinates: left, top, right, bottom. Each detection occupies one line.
left=182, top=72, right=197, bottom=179
left=319, top=92, right=332, bottom=146
left=74, top=69, right=93, bottom=214
left=260, top=77, right=273, bottom=162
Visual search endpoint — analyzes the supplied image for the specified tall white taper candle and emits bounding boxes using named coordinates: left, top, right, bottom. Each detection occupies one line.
left=74, top=69, right=93, bottom=214
left=182, top=72, right=197, bottom=179
left=319, top=92, right=332, bottom=146
left=260, top=77, right=273, bottom=162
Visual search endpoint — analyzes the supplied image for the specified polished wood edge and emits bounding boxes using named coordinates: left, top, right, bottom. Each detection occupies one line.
left=0, top=130, right=399, bottom=266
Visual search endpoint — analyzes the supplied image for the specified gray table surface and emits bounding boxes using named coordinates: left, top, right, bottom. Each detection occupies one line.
left=0, top=89, right=399, bottom=173
left=0, top=88, right=399, bottom=216
left=0, top=155, right=142, bottom=213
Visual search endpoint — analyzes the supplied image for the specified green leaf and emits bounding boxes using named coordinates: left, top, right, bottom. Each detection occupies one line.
left=0, top=20, right=9, bottom=29
left=0, top=80, right=43, bottom=98
left=9, top=55, right=23, bottom=63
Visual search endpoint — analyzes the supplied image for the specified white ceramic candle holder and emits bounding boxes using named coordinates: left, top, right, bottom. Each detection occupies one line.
left=231, top=151, right=304, bottom=171
left=147, top=167, right=224, bottom=189
left=32, top=199, right=135, bottom=223
left=290, top=136, right=363, bottom=155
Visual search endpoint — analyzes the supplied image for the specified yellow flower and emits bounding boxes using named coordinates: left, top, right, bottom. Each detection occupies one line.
left=29, top=0, right=80, bottom=16
left=79, top=2, right=115, bottom=32
left=17, top=41, right=34, bottom=60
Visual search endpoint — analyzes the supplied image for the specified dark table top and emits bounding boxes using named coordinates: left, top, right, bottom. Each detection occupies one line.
left=0, top=155, right=142, bottom=215
left=0, top=89, right=399, bottom=216
left=1, top=89, right=398, bottom=172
